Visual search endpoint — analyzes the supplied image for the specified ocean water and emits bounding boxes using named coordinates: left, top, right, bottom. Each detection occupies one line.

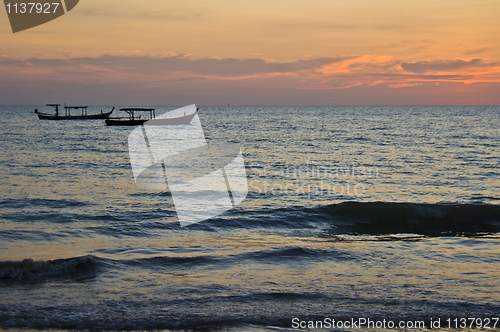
left=0, top=105, right=499, bottom=331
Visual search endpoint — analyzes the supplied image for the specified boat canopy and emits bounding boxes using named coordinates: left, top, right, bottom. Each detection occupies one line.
left=65, top=106, right=88, bottom=109
left=119, top=108, right=155, bottom=111
left=63, top=105, right=89, bottom=116
left=119, top=108, right=156, bottom=120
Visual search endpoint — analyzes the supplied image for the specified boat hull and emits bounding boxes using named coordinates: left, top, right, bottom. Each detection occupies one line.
left=144, top=110, right=198, bottom=126
left=105, top=110, right=198, bottom=126
left=105, top=119, right=148, bottom=126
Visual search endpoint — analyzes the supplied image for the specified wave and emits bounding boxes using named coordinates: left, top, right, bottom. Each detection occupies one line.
left=1, top=292, right=498, bottom=330
left=119, top=246, right=360, bottom=272
left=0, top=255, right=102, bottom=282
left=0, top=198, right=90, bottom=209
left=317, top=202, right=500, bottom=236
left=192, top=202, right=500, bottom=236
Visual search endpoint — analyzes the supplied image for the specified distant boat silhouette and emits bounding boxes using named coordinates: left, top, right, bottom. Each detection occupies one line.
left=34, top=104, right=114, bottom=120
left=105, top=108, right=198, bottom=126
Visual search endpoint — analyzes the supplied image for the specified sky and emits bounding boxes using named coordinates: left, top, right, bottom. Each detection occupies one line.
left=1, top=0, right=500, bottom=105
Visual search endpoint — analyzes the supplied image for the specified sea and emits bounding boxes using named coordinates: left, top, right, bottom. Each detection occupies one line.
left=0, top=105, right=499, bottom=331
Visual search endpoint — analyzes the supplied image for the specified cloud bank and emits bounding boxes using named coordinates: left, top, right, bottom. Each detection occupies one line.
left=401, top=59, right=483, bottom=73
left=0, top=54, right=499, bottom=105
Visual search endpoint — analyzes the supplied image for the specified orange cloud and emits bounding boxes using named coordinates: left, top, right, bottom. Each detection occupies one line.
left=318, top=55, right=398, bottom=76
left=388, top=83, right=423, bottom=89
left=399, top=58, right=500, bottom=84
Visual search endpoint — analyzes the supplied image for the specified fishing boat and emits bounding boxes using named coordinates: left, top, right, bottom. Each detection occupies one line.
left=105, top=108, right=198, bottom=126
left=34, top=104, right=114, bottom=120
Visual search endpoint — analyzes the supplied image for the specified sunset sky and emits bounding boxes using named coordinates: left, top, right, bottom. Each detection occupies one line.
left=1, top=0, right=499, bottom=105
